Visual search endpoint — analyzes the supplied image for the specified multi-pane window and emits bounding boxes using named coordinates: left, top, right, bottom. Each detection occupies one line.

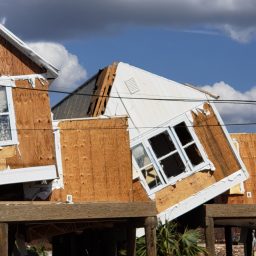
left=0, top=85, right=17, bottom=146
left=132, top=118, right=207, bottom=194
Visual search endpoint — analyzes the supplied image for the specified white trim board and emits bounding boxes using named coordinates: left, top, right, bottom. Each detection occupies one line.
left=0, top=165, right=57, bottom=185
left=158, top=169, right=248, bottom=224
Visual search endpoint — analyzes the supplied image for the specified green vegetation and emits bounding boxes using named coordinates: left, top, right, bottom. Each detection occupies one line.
left=136, top=221, right=207, bottom=256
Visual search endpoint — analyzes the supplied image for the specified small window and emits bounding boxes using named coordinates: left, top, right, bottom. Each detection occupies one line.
left=0, top=85, right=17, bottom=146
left=132, top=118, right=208, bottom=193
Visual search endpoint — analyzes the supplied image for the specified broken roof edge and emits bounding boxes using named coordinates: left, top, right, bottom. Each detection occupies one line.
left=0, top=25, right=59, bottom=80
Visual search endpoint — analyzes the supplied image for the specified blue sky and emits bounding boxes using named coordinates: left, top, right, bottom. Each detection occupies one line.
left=1, top=0, right=256, bottom=132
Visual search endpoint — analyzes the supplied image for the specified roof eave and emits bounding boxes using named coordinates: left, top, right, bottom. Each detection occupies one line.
left=0, top=25, right=59, bottom=79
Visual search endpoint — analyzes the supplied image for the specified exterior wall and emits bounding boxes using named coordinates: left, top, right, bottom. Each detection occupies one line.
left=225, top=133, right=256, bottom=204
left=51, top=117, right=134, bottom=202
left=0, top=34, right=55, bottom=170
left=0, top=35, right=44, bottom=75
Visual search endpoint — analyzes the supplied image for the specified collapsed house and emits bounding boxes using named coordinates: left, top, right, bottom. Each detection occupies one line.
left=53, top=62, right=249, bottom=223
left=0, top=25, right=157, bottom=256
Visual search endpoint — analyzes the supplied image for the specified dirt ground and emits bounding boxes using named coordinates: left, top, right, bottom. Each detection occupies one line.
left=215, top=244, right=244, bottom=256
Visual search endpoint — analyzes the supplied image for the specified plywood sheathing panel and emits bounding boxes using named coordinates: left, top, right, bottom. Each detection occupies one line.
left=192, top=103, right=240, bottom=181
left=132, top=179, right=151, bottom=202
left=88, top=63, right=117, bottom=117
left=6, top=80, right=55, bottom=169
left=51, top=117, right=133, bottom=202
left=155, top=171, right=216, bottom=213
left=0, top=35, right=44, bottom=76
left=226, top=134, right=256, bottom=204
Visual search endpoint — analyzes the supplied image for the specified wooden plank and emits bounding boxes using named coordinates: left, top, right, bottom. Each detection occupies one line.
left=145, top=217, right=157, bottom=256
left=205, top=217, right=215, bottom=256
left=205, top=204, right=256, bottom=218
left=0, top=223, right=8, bottom=256
left=0, top=201, right=157, bottom=222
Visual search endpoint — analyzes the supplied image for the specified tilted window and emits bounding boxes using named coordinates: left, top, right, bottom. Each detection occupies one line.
left=0, top=84, right=17, bottom=146
left=132, top=118, right=208, bottom=194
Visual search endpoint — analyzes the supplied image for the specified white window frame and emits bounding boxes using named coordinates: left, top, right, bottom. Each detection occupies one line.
left=0, top=82, right=18, bottom=146
left=131, top=115, right=209, bottom=195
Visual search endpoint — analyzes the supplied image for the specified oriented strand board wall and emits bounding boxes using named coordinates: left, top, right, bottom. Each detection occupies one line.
left=51, top=117, right=133, bottom=202
left=0, top=35, right=44, bottom=75
left=155, top=171, right=216, bottom=213
left=226, top=133, right=256, bottom=204
left=6, top=80, right=55, bottom=168
left=192, top=103, right=241, bottom=181
left=0, top=34, right=55, bottom=168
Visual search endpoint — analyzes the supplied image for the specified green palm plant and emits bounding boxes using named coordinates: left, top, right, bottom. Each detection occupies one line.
left=136, top=220, right=207, bottom=256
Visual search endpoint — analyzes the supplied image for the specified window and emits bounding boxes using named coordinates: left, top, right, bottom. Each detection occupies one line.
left=0, top=84, right=17, bottom=146
left=132, top=118, right=208, bottom=194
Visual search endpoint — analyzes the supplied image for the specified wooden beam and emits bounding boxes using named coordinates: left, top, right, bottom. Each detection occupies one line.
left=145, top=217, right=157, bottom=256
left=205, top=217, right=215, bottom=256
left=205, top=204, right=256, bottom=218
left=225, top=226, right=232, bottom=256
left=0, top=223, right=8, bottom=256
left=0, top=202, right=157, bottom=222
left=127, top=225, right=136, bottom=256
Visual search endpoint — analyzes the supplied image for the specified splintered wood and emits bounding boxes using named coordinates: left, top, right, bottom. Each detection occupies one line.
left=51, top=117, right=133, bottom=202
left=192, top=103, right=240, bottom=181
left=88, top=63, right=117, bottom=117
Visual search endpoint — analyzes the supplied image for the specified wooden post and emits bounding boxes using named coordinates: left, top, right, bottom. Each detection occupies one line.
left=245, top=228, right=253, bottom=256
left=205, top=217, right=215, bottom=256
left=225, top=226, right=232, bottom=256
left=0, top=223, right=8, bottom=256
left=145, top=217, right=157, bottom=256
left=127, top=225, right=136, bottom=256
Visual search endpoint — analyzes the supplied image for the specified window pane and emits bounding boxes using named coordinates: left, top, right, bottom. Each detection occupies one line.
left=160, top=153, right=185, bottom=178
left=141, top=165, right=162, bottom=189
left=132, top=144, right=151, bottom=168
left=185, top=143, right=204, bottom=166
left=0, top=87, right=8, bottom=113
left=0, top=115, right=12, bottom=141
left=149, top=131, right=176, bottom=158
left=174, top=122, right=193, bottom=146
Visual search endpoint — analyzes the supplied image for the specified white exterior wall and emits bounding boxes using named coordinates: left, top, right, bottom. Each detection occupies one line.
left=105, top=62, right=211, bottom=140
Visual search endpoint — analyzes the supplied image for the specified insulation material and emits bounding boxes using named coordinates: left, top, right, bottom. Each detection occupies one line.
left=51, top=117, right=133, bottom=203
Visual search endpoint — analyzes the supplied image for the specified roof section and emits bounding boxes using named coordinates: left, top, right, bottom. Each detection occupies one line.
left=0, top=25, right=58, bottom=79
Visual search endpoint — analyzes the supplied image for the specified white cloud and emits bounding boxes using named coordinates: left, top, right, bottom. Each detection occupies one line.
left=220, top=24, right=256, bottom=43
left=200, top=82, right=256, bottom=127
left=27, top=42, right=87, bottom=91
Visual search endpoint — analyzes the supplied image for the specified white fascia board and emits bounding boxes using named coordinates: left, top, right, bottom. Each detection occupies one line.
left=0, top=165, right=57, bottom=185
left=0, top=25, right=59, bottom=79
left=158, top=169, right=248, bottom=223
